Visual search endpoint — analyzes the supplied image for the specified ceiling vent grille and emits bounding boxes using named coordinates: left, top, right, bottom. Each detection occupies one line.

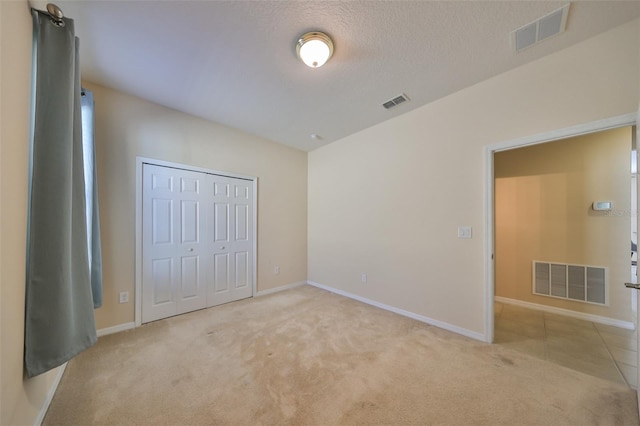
left=382, top=93, right=409, bottom=110
left=512, top=4, right=570, bottom=52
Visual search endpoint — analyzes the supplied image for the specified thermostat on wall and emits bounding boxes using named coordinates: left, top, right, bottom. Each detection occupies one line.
left=592, top=201, right=612, bottom=211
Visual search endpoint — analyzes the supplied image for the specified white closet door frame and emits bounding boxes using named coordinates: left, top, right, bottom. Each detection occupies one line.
left=135, top=157, right=258, bottom=327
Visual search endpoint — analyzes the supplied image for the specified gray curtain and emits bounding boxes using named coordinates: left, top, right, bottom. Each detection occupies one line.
left=25, top=9, right=100, bottom=377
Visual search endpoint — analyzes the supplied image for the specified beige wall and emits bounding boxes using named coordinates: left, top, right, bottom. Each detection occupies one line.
left=308, top=19, right=640, bottom=337
left=637, top=18, right=640, bottom=408
left=495, top=127, right=633, bottom=321
left=1, top=1, right=64, bottom=425
left=84, top=82, right=308, bottom=330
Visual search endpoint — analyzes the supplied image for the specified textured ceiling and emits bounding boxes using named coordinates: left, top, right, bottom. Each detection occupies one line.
left=30, top=1, right=640, bottom=151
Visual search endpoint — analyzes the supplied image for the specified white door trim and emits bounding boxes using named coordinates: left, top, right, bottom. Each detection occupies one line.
left=483, top=113, right=637, bottom=343
left=135, top=157, right=258, bottom=327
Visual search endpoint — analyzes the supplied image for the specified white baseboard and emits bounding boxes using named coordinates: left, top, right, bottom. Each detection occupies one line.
left=97, top=322, right=136, bottom=337
left=100, top=283, right=307, bottom=337
left=255, top=281, right=306, bottom=297
left=34, top=362, right=67, bottom=426
left=307, top=281, right=486, bottom=342
left=495, top=296, right=636, bottom=330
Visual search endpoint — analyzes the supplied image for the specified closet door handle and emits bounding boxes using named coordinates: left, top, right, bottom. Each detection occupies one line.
left=625, top=283, right=640, bottom=289
left=220, top=246, right=226, bottom=250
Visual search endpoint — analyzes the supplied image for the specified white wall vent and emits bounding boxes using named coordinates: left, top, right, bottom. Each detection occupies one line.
left=382, top=93, right=409, bottom=110
left=533, top=261, right=608, bottom=306
left=512, top=4, right=570, bottom=52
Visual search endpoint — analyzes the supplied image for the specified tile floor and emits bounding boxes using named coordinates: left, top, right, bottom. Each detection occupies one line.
left=494, top=302, right=638, bottom=388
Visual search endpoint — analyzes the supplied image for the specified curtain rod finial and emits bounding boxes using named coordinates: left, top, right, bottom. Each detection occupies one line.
left=46, top=3, right=63, bottom=19
left=46, top=3, right=65, bottom=27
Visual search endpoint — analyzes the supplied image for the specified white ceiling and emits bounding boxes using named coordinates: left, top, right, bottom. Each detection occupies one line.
left=30, top=1, right=640, bottom=152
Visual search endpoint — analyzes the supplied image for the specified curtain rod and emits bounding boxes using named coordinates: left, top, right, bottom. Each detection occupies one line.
left=33, top=3, right=66, bottom=28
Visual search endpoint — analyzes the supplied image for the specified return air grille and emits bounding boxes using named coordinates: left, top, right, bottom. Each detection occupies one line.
left=533, top=261, right=607, bottom=305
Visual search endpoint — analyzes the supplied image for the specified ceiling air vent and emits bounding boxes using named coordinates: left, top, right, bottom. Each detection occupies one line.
left=512, top=3, right=570, bottom=52
left=382, top=93, right=409, bottom=110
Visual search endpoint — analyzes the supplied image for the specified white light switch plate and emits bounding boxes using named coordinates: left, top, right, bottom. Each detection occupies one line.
left=458, top=226, right=472, bottom=239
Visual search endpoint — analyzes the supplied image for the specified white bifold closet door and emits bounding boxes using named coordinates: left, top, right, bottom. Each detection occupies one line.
left=142, top=164, right=254, bottom=324
left=209, top=175, right=253, bottom=307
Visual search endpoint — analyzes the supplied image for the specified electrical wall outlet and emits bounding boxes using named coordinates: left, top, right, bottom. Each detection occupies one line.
left=274, top=266, right=280, bottom=275
left=361, top=274, right=367, bottom=283
left=119, top=291, right=129, bottom=304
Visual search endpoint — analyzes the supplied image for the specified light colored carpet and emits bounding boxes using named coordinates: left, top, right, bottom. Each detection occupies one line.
left=44, top=285, right=639, bottom=425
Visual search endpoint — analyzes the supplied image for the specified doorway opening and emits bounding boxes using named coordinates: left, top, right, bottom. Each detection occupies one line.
left=484, top=114, right=637, bottom=386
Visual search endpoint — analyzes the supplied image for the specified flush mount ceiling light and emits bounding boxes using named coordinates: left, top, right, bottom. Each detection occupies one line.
left=296, top=31, right=334, bottom=68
